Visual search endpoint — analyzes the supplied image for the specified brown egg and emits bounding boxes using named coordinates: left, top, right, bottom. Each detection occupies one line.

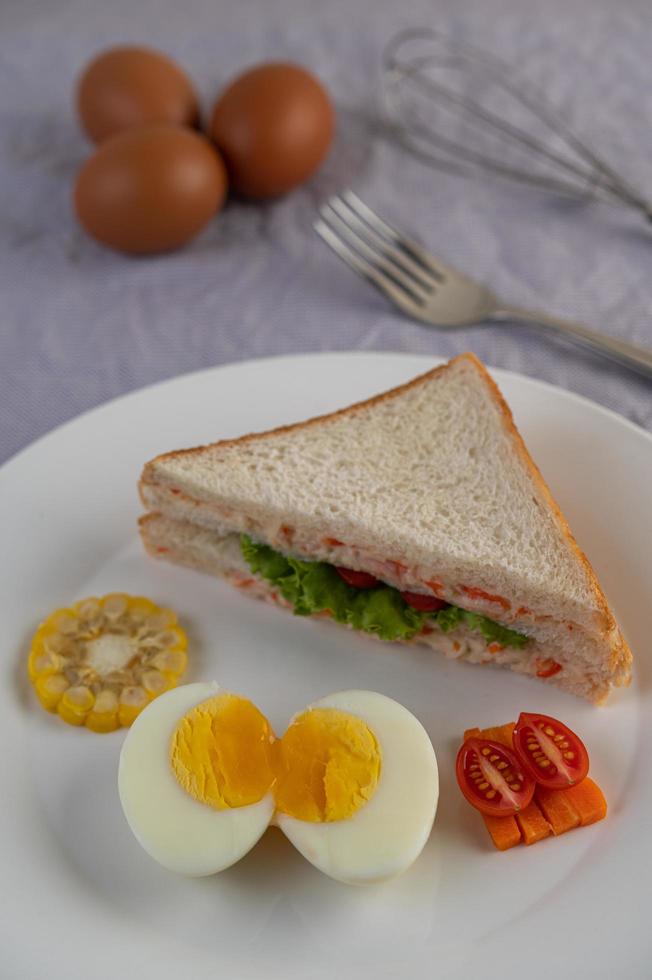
left=209, top=62, right=334, bottom=199
left=77, top=46, right=199, bottom=144
left=74, top=124, right=227, bottom=254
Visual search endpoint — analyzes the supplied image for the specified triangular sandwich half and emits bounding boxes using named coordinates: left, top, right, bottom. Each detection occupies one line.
left=139, top=353, right=632, bottom=703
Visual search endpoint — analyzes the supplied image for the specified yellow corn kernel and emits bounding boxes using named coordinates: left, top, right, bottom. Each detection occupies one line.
left=101, top=593, right=129, bottom=620
left=143, top=607, right=178, bottom=632
left=86, top=689, right=120, bottom=733
left=27, top=633, right=48, bottom=682
left=29, top=649, right=63, bottom=681
left=125, top=596, right=157, bottom=624
left=171, top=626, right=187, bottom=650
left=86, top=713, right=119, bottom=734
left=152, top=647, right=187, bottom=677
left=152, top=628, right=186, bottom=651
left=141, top=669, right=173, bottom=700
left=74, top=597, right=104, bottom=632
left=51, top=609, right=78, bottom=635
left=75, top=597, right=101, bottom=619
left=42, top=630, right=66, bottom=656
left=35, top=673, right=69, bottom=712
left=58, top=685, right=95, bottom=726
left=118, top=686, right=149, bottom=727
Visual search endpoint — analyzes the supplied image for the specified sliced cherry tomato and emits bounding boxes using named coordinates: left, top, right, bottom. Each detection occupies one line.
left=334, top=566, right=379, bottom=589
left=456, top=738, right=535, bottom=816
left=535, top=659, right=563, bottom=678
left=512, top=712, right=589, bottom=789
left=399, top=590, right=448, bottom=612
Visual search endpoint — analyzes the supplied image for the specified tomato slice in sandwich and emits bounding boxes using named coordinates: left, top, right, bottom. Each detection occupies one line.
left=456, top=738, right=535, bottom=816
left=512, top=712, right=589, bottom=789
left=334, top=567, right=379, bottom=589
left=399, top=591, right=448, bottom=612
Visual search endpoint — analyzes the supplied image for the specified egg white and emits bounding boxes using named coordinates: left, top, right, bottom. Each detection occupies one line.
left=274, top=690, right=439, bottom=885
left=118, top=681, right=275, bottom=876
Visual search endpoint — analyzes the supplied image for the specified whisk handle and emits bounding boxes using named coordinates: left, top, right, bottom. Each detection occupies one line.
left=493, top=305, right=652, bottom=379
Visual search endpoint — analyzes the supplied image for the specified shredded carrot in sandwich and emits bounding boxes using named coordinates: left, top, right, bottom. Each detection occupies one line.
left=460, top=586, right=511, bottom=610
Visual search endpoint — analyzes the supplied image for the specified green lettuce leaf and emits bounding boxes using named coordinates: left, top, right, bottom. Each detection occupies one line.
left=240, top=536, right=424, bottom=641
left=459, top=611, right=530, bottom=648
left=433, top=604, right=463, bottom=633
left=348, top=587, right=425, bottom=640
left=240, top=536, right=529, bottom=649
left=431, top=603, right=528, bottom=647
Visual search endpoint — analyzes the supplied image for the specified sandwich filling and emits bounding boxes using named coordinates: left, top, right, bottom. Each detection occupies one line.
left=240, top=536, right=529, bottom=649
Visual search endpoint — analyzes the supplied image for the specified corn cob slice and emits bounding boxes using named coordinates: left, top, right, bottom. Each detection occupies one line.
left=28, top=594, right=188, bottom=732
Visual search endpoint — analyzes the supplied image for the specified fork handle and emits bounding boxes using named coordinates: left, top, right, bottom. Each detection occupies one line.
left=493, top=305, right=652, bottom=379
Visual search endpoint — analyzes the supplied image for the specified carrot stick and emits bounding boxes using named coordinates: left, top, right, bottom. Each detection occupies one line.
left=515, top=801, right=551, bottom=845
left=482, top=813, right=522, bottom=851
left=480, top=723, right=515, bottom=746
left=463, top=727, right=481, bottom=741
left=535, top=786, right=581, bottom=835
left=463, top=724, right=515, bottom=744
left=564, top=777, right=607, bottom=826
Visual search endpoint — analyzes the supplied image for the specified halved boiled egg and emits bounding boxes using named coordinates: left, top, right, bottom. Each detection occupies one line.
left=275, top=690, right=439, bottom=884
left=118, top=682, right=439, bottom=884
left=118, top=682, right=275, bottom=875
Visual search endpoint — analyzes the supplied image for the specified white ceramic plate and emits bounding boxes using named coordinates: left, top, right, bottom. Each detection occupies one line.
left=2, top=353, right=650, bottom=980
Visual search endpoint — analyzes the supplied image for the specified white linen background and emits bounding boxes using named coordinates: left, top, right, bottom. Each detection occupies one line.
left=1, top=0, right=651, bottom=466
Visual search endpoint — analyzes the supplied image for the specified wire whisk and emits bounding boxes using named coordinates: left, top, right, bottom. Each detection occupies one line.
left=381, top=29, right=652, bottom=223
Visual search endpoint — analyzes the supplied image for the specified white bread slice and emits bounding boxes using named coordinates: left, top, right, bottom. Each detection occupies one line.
left=139, top=353, right=632, bottom=702
left=140, top=512, right=629, bottom=703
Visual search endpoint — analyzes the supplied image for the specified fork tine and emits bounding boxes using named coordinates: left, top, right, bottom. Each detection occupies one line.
left=327, top=196, right=436, bottom=292
left=318, top=205, right=430, bottom=304
left=340, top=190, right=406, bottom=245
left=314, top=219, right=424, bottom=311
left=341, top=190, right=453, bottom=280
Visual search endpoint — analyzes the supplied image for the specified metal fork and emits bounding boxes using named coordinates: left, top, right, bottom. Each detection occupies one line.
left=315, top=191, right=652, bottom=378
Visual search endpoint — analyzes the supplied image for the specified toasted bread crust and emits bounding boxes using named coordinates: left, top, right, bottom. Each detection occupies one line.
left=467, top=356, right=616, bottom=639
left=140, top=355, right=461, bottom=506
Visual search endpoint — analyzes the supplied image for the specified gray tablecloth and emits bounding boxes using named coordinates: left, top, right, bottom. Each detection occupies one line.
left=2, top=0, right=651, bottom=466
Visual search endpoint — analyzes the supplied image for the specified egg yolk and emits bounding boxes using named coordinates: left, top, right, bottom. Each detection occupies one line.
left=170, top=697, right=382, bottom=823
left=274, top=707, right=381, bottom=822
left=170, top=694, right=276, bottom=809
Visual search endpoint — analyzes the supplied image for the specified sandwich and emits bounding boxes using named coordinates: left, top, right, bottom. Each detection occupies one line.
left=139, top=353, right=632, bottom=703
